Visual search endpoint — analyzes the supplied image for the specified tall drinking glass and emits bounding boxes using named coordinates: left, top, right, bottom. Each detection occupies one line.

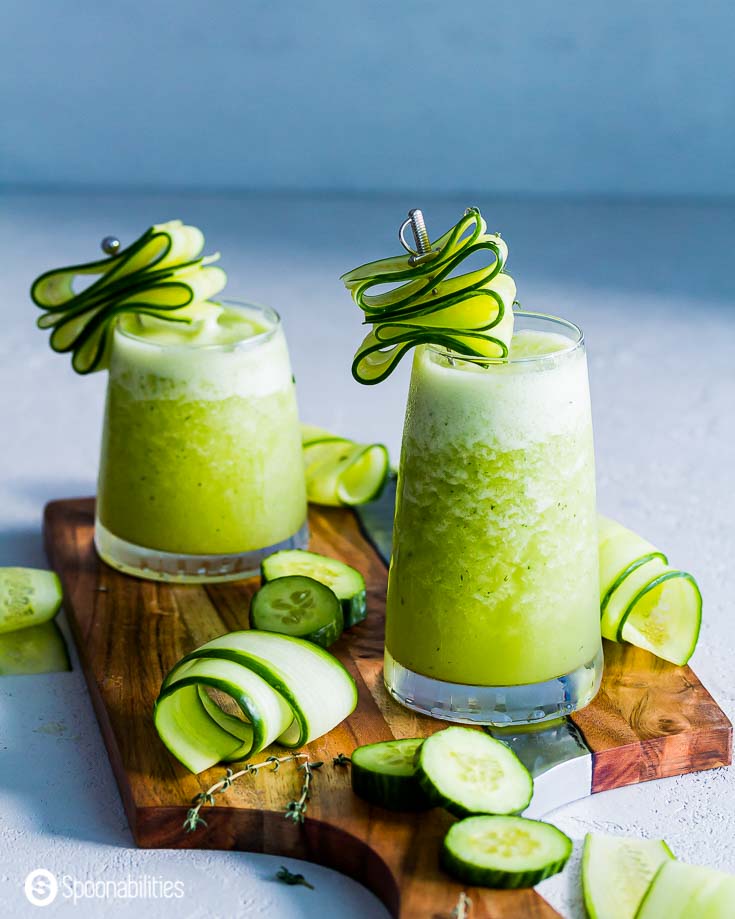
left=95, top=300, right=308, bottom=582
left=384, top=311, right=602, bottom=725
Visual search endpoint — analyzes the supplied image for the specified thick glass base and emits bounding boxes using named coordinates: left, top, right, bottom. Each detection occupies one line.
left=383, top=646, right=603, bottom=727
left=94, top=519, right=309, bottom=584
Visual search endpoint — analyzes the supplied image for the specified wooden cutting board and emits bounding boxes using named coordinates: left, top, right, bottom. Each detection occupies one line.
left=44, top=498, right=732, bottom=919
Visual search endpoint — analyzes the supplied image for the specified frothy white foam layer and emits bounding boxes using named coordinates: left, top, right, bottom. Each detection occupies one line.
left=111, top=304, right=294, bottom=401
left=408, top=331, right=591, bottom=450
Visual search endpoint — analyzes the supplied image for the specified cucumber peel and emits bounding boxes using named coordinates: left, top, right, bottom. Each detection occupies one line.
left=441, top=815, right=572, bottom=889
left=635, top=860, right=735, bottom=919
left=341, top=208, right=516, bottom=384
left=582, top=832, right=674, bottom=919
left=31, top=220, right=226, bottom=373
left=0, top=567, right=63, bottom=634
left=598, top=516, right=702, bottom=665
left=302, top=425, right=389, bottom=506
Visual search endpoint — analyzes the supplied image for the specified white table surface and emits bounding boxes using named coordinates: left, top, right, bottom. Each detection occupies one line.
left=1, top=191, right=733, bottom=918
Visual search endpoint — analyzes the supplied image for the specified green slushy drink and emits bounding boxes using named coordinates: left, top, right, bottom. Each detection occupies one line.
left=384, top=313, right=602, bottom=724
left=95, top=302, right=307, bottom=582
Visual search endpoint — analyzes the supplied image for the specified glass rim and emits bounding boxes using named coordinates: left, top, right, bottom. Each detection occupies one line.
left=114, top=298, right=281, bottom=351
left=427, top=310, right=585, bottom=365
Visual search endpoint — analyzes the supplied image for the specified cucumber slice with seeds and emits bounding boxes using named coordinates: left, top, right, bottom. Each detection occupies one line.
left=261, top=550, right=367, bottom=628
left=635, top=861, right=735, bottom=919
left=351, top=738, right=432, bottom=811
left=441, top=815, right=572, bottom=889
left=582, top=833, right=674, bottom=919
left=417, top=726, right=533, bottom=818
left=0, top=568, right=63, bottom=634
left=249, top=576, right=343, bottom=648
left=0, top=621, right=71, bottom=675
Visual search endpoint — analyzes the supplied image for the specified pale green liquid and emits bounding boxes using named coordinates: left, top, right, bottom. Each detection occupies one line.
left=97, top=306, right=307, bottom=555
left=386, top=330, right=601, bottom=686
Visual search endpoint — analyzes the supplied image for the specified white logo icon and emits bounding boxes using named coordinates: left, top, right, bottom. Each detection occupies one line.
left=24, top=869, right=58, bottom=907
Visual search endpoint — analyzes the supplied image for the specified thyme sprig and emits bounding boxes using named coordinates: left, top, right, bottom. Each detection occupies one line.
left=275, top=865, right=314, bottom=890
left=332, top=752, right=351, bottom=767
left=452, top=891, right=472, bottom=918
left=183, top=753, right=310, bottom=833
left=285, top=760, right=324, bottom=824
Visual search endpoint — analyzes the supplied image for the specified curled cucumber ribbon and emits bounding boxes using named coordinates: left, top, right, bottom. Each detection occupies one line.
left=31, top=220, right=226, bottom=373
left=341, top=208, right=516, bottom=384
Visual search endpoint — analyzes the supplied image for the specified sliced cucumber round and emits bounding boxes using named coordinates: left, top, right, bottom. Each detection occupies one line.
left=441, top=815, right=572, bottom=889
left=416, top=726, right=533, bottom=818
left=351, top=738, right=432, bottom=811
left=249, top=575, right=343, bottom=648
left=261, top=549, right=367, bottom=629
left=0, top=567, right=63, bottom=634
left=582, top=832, right=674, bottom=919
left=302, top=426, right=389, bottom=506
left=0, top=621, right=71, bottom=675
left=619, top=570, right=702, bottom=666
left=635, top=860, right=735, bottom=919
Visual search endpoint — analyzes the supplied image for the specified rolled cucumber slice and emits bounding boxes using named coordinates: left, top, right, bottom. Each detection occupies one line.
left=302, top=426, right=389, bottom=506
left=351, top=738, right=432, bottom=811
left=154, top=656, right=293, bottom=773
left=635, top=861, right=735, bottom=919
left=261, top=549, right=367, bottom=628
left=598, top=516, right=667, bottom=607
left=441, top=815, right=572, bottom=889
left=0, top=568, right=63, bottom=634
left=0, top=621, right=71, bottom=675
left=249, top=575, right=343, bottom=648
left=582, top=833, right=674, bottom=919
left=162, top=630, right=357, bottom=751
left=601, top=556, right=668, bottom=641
left=620, top=570, right=702, bottom=666
left=416, top=726, right=533, bottom=818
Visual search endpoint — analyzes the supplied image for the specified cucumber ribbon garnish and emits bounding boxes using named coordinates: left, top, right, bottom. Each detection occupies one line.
left=341, top=207, right=516, bottom=384
left=31, top=220, right=226, bottom=373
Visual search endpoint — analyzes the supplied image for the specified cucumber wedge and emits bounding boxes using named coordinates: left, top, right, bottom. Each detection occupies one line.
left=341, top=208, right=516, bottom=384
left=0, top=621, right=71, bottom=675
left=620, top=571, right=702, bottom=665
left=261, top=549, right=367, bottom=628
left=0, top=568, right=63, bottom=634
left=441, top=815, right=572, bottom=889
left=351, top=738, right=432, bottom=811
left=161, top=630, right=357, bottom=753
left=635, top=861, right=735, bottom=919
left=416, top=726, right=533, bottom=817
left=582, top=833, right=674, bottom=919
left=302, top=426, right=389, bottom=506
left=249, top=575, right=343, bottom=648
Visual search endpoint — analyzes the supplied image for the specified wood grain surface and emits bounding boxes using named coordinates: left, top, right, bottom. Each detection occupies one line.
left=44, top=498, right=731, bottom=918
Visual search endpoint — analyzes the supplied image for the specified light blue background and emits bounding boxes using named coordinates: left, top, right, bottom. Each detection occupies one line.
left=1, top=0, right=732, bottom=196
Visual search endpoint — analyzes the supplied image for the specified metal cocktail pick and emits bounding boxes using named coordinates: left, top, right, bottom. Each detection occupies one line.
left=101, top=236, right=121, bottom=256
left=398, top=209, right=439, bottom=266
